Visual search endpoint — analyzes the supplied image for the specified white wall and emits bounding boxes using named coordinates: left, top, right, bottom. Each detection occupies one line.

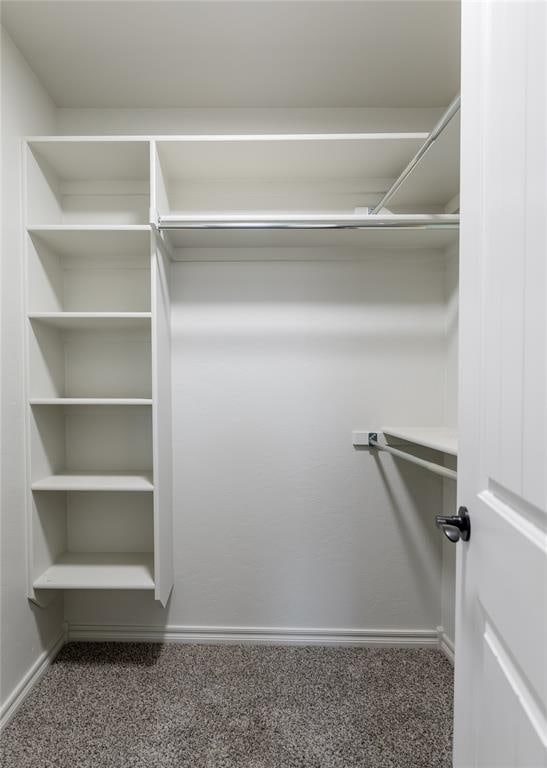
left=55, top=106, right=444, bottom=136
left=0, top=27, right=64, bottom=717
left=65, top=252, right=450, bottom=635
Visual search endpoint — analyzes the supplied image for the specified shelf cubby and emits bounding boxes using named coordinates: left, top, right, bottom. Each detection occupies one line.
left=153, top=134, right=428, bottom=219
left=27, top=227, right=151, bottom=313
left=30, top=481, right=154, bottom=591
left=30, top=404, right=153, bottom=478
left=26, top=140, right=150, bottom=225
left=28, top=320, right=151, bottom=400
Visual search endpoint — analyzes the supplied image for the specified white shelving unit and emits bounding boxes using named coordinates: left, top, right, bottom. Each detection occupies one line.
left=24, top=130, right=458, bottom=605
left=151, top=135, right=459, bottom=258
left=24, top=138, right=172, bottom=605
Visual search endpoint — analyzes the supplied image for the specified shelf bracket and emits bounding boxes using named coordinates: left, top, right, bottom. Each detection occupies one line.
left=370, top=94, right=461, bottom=215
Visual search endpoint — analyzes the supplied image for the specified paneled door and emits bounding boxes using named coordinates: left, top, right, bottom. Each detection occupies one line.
left=455, top=1, right=547, bottom=766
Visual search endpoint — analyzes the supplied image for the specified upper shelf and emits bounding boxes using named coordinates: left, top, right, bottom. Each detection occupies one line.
left=25, top=132, right=459, bottom=230
left=382, top=427, right=458, bottom=456
left=156, top=133, right=428, bottom=182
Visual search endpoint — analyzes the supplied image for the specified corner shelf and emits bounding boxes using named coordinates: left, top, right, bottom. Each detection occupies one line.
left=32, top=552, right=155, bottom=590
left=31, top=471, right=154, bottom=492
left=381, top=427, right=458, bottom=456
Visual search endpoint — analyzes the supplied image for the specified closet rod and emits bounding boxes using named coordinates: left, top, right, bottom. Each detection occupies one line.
left=368, top=433, right=457, bottom=481
left=370, top=94, right=461, bottom=215
left=157, top=215, right=459, bottom=230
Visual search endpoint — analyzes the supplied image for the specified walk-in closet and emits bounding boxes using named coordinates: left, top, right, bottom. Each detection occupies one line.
left=2, top=2, right=546, bottom=767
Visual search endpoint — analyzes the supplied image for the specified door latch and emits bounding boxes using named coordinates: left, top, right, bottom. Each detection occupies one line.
left=435, top=506, right=471, bottom=543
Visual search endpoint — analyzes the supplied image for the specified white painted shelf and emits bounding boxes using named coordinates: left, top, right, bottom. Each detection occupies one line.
left=31, top=471, right=154, bottom=492
left=33, top=552, right=155, bottom=590
left=29, top=398, right=152, bottom=406
left=27, top=226, right=151, bottom=259
left=382, top=427, right=458, bottom=456
left=28, top=312, right=152, bottom=330
left=157, top=133, right=428, bottom=182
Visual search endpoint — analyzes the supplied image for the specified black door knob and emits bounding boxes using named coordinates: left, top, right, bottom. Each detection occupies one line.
left=435, top=506, right=471, bottom=543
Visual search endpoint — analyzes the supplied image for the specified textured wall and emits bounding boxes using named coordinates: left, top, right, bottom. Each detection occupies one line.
left=66, top=254, right=450, bottom=634
left=0, top=27, right=64, bottom=715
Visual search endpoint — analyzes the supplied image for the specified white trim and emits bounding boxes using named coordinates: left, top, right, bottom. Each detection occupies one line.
left=437, top=625, right=455, bottom=665
left=68, top=623, right=440, bottom=647
left=0, top=626, right=67, bottom=731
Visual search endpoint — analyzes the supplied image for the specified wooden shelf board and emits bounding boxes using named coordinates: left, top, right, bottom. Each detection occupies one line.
left=30, top=398, right=152, bottom=406
left=381, top=427, right=458, bottom=456
left=33, top=552, right=155, bottom=590
left=28, top=313, right=152, bottom=330
left=32, top=471, right=153, bottom=491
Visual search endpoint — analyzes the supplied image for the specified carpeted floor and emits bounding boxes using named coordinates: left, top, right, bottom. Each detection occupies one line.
left=1, top=643, right=453, bottom=768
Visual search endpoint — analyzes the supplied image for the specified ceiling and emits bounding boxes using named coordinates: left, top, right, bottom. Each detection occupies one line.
left=1, top=0, right=460, bottom=109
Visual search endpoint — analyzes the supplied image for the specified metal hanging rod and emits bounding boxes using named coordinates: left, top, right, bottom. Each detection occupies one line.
left=368, top=433, right=457, bottom=481
left=370, top=94, right=461, bottom=215
left=157, top=214, right=459, bottom=231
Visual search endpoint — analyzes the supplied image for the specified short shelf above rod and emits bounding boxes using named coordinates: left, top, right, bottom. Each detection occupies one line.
left=356, top=431, right=457, bottom=481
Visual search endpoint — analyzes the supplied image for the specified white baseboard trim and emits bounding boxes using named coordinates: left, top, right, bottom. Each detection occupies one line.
left=0, top=622, right=451, bottom=728
left=68, top=623, right=440, bottom=648
left=0, top=625, right=67, bottom=731
left=437, top=626, right=455, bottom=664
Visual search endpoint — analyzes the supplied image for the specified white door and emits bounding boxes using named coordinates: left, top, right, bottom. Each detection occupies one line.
left=455, top=1, right=547, bottom=766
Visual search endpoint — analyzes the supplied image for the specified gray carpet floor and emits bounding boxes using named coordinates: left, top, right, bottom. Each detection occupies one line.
left=1, top=643, right=453, bottom=768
